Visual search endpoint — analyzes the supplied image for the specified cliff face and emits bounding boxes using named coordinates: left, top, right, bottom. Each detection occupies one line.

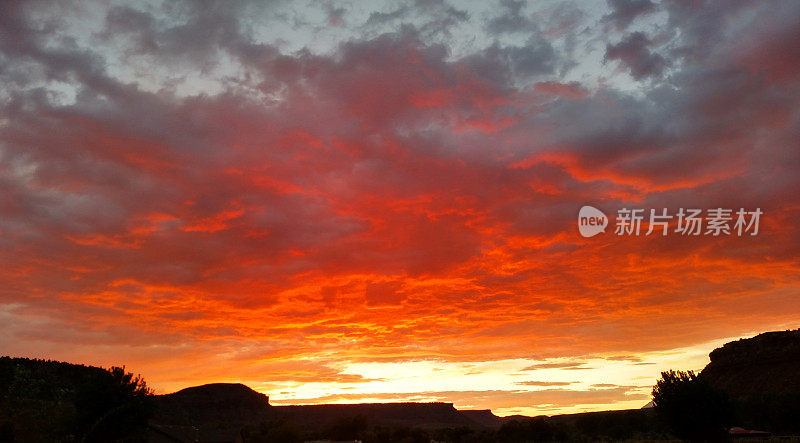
left=700, top=329, right=800, bottom=400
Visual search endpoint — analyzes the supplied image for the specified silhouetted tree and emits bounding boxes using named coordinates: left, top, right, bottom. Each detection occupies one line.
left=74, top=366, right=154, bottom=442
left=652, top=370, right=734, bottom=441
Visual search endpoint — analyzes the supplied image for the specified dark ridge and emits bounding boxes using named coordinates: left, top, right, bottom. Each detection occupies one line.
left=274, top=402, right=480, bottom=430
left=153, top=383, right=272, bottom=428
left=700, top=328, right=800, bottom=400
left=499, top=413, right=532, bottom=422
left=164, top=382, right=270, bottom=406
left=547, top=407, right=658, bottom=425
left=459, top=409, right=504, bottom=428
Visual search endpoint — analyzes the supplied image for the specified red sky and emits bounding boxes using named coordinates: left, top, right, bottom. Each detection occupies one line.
left=1, top=0, right=799, bottom=415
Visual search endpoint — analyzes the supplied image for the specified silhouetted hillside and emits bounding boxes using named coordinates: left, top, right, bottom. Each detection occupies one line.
left=701, top=329, right=800, bottom=399
left=153, top=383, right=272, bottom=426
left=549, top=408, right=667, bottom=439
left=699, top=328, right=800, bottom=433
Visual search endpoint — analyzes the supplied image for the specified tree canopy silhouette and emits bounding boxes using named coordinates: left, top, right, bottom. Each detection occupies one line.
left=652, top=370, right=734, bottom=441
left=0, top=357, right=153, bottom=442
left=75, top=366, right=154, bottom=442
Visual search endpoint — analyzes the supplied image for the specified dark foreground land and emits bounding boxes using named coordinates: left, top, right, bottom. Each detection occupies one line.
left=2, top=329, right=799, bottom=442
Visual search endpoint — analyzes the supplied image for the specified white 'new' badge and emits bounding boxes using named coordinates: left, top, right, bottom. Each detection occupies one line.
left=578, top=206, right=608, bottom=237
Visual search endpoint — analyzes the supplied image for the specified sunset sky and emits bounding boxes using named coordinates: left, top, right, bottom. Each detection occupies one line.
left=1, top=0, right=799, bottom=416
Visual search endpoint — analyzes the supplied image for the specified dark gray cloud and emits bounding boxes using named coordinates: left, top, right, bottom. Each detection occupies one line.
left=98, top=2, right=250, bottom=68
left=604, top=31, right=667, bottom=80
left=602, top=0, right=656, bottom=30
left=486, top=0, right=529, bottom=34
left=365, top=6, right=411, bottom=28
left=363, top=0, right=468, bottom=38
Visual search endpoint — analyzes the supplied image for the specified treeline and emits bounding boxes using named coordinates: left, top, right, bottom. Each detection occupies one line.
left=0, top=356, right=153, bottom=442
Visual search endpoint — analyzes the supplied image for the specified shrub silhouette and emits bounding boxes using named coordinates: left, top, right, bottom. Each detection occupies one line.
left=652, top=370, right=734, bottom=441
